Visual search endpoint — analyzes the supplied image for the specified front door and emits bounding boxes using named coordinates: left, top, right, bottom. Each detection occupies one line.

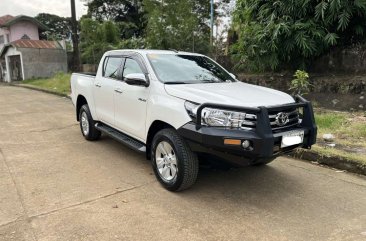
left=114, top=57, right=149, bottom=141
left=93, top=56, right=123, bottom=126
left=9, top=55, right=22, bottom=81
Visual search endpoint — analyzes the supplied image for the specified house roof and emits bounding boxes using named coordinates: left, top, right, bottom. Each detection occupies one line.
left=0, top=15, right=14, bottom=26
left=0, top=40, right=63, bottom=57
left=0, top=15, right=48, bottom=31
left=11, top=39, right=62, bottom=49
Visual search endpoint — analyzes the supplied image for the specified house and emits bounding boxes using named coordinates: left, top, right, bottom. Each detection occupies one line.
left=0, top=15, right=67, bottom=82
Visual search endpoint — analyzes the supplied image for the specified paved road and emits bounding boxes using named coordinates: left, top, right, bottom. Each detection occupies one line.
left=0, top=86, right=366, bottom=241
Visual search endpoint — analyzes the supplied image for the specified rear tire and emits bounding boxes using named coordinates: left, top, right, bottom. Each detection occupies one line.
left=151, top=128, right=199, bottom=192
left=79, top=104, right=101, bottom=141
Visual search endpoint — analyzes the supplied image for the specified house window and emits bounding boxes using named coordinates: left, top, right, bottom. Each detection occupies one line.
left=0, top=36, right=4, bottom=44
left=6, top=34, right=9, bottom=43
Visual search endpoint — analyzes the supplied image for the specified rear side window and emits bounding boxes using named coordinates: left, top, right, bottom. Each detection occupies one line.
left=103, top=57, right=123, bottom=79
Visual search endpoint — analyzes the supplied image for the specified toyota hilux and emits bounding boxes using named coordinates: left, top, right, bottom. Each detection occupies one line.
left=70, top=50, right=317, bottom=191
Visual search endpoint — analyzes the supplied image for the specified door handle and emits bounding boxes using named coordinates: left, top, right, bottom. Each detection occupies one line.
left=95, top=83, right=101, bottom=88
left=114, top=88, right=123, bottom=94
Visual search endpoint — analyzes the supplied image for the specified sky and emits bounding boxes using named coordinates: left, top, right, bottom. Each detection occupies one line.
left=0, top=0, right=88, bottom=19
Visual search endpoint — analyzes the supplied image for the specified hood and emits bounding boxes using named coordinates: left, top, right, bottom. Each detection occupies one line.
left=164, top=82, right=295, bottom=107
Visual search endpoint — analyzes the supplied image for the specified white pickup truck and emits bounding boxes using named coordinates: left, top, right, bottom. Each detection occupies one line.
left=70, top=50, right=317, bottom=191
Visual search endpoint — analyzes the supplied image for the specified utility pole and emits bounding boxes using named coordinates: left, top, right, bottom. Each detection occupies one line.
left=71, top=0, right=80, bottom=71
left=210, top=0, right=214, bottom=48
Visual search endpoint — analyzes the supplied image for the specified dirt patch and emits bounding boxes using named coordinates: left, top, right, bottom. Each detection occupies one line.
left=307, top=92, right=365, bottom=111
left=317, top=140, right=366, bottom=155
left=238, top=73, right=366, bottom=94
left=292, top=149, right=366, bottom=176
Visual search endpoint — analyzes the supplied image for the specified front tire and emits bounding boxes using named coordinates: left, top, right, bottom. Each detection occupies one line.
left=79, top=104, right=101, bottom=141
left=151, top=129, right=199, bottom=192
left=251, top=158, right=275, bottom=166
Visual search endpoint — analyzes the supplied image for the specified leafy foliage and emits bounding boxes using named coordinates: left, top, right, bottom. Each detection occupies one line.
left=79, top=0, right=232, bottom=60
left=117, top=37, right=146, bottom=49
left=80, top=18, right=119, bottom=64
left=232, top=0, right=366, bottom=71
left=289, top=70, right=312, bottom=95
left=143, top=0, right=214, bottom=54
left=82, top=0, right=146, bottom=38
left=35, top=13, right=72, bottom=40
left=80, top=18, right=146, bottom=64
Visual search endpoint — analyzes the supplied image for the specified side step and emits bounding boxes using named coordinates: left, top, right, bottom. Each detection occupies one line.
left=95, top=123, right=146, bottom=153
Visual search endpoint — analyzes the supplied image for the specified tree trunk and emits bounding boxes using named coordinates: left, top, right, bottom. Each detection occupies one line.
left=71, top=0, right=80, bottom=72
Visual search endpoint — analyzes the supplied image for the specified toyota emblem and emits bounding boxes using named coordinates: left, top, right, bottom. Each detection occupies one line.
left=275, top=112, right=289, bottom=126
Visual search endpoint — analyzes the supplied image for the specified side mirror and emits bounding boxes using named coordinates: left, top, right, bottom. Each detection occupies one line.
left=229, top=73, right=237, bottom=79
left=124, top=73, right=148, bottom=87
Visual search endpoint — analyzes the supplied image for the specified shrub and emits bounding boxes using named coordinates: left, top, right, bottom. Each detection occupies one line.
left=232, top=0, right=366, bottom=71
left=289, top=70, right=312, bottom=95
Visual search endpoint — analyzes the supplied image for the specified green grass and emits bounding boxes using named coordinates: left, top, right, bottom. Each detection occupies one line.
left=313, top=109, right=366, bottom=165
left=315, top=112, right=346, bottom=132
left=22, top=72, right=71, bottom=95
left=353, top=123, right=366, bottom=138
left=315, top=110, right=366, bottom=142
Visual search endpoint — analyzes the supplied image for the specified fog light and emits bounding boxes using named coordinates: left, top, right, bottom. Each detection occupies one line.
left=242, top=140, right=251, bottom=149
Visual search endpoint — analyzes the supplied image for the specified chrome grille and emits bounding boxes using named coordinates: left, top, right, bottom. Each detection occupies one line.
left=269, top=108, right=300, bottom=131
left=240, top=108, right=300, bottom=131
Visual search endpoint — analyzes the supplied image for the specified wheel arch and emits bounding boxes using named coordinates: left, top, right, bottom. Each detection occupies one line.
left=76, top=95, right=88, bottom=121
left=146, top=120, right=175, bottom=160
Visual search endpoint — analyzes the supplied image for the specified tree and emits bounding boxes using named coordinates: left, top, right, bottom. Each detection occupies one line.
left=35, top=13, right=72, bottom=40
left=143, top=0, right=212, bottom=54
left=80, top=18, right=120, bottom=64
left=82, top=0, right=146, bottom=38
left=212, top=0, right=235, bottom=57
left=232, top=0, right=366, bottom=71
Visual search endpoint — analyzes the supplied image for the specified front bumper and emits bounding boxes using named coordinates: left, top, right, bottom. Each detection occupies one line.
left=177, top=95, right=317, bottom=166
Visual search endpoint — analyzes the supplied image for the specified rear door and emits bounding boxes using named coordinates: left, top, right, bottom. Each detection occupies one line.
left=93, top=56, right=123, bottom=126
left=114, top=56, right=150, bottom=141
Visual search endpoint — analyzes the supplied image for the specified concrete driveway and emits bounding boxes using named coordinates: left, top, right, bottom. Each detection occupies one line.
left=0, top=85, right=366, bottom=241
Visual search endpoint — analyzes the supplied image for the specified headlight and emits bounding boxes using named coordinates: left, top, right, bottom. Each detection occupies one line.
left=184, top=101, right=246, bottom=128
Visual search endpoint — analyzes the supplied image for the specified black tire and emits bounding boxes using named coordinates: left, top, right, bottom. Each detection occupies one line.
left=79, top=104, right=101, bottom=141
left=151, top=128, right=199, bottom=192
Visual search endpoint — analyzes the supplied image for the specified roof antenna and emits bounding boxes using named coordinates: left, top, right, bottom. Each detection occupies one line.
left=169, top=49, right=179, bottom=53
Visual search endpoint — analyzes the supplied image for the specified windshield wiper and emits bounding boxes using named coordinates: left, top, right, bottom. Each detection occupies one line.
left=164, top=81, right=188, bottom=85
left=202, top=80, right=217, bottom=83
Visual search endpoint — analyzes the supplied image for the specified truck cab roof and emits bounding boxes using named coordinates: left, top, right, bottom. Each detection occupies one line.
left=104, top=49, right=204, bottom=57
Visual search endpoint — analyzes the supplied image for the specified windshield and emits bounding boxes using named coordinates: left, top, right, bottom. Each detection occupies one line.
left=147, top=54, right=236, bottom=84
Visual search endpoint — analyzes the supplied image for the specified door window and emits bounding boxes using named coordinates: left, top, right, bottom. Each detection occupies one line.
left=122, top=58, right=144, bottom=80
left=103, top=57, right=123, bottom=79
